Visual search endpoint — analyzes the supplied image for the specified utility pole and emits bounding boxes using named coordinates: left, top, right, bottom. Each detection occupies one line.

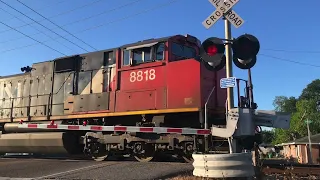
left=306, top=118, right=313, bottom=164
left=301, top=110, right=312, bottom=164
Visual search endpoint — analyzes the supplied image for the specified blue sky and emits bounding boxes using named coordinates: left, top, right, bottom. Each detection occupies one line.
left=0, top=0, right=319, bottom=112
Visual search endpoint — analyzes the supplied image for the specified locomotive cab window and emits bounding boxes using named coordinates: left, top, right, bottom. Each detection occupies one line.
left=122, top=42, right=165, bottom=66
left=170, top=43, right=196, bottom=61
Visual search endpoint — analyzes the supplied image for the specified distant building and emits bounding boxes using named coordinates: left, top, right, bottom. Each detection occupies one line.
left=276, top=133, right=320, bottom=164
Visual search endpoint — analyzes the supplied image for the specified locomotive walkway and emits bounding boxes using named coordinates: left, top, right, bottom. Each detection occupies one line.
left=0, top=156, right=192, bottom=180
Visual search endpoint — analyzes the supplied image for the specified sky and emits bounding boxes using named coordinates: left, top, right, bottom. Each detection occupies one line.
left=0, top=0, right=320, bottom=112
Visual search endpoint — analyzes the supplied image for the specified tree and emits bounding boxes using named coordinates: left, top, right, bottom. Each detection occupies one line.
left=271, top=79, right=320, bottom=144
left=272, top=98, right=320, bottom=144
left=300, top=79, right=320, bottom=100
left=273, top=96, right=297, bottom=113
left=260, top=130, right=275, bottom=144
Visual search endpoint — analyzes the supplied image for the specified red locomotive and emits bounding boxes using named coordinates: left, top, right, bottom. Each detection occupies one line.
left=0, top=34, right=229, bottom=162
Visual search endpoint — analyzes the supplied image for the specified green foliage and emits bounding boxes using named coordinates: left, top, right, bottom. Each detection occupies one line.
left=260, top=130, right=275, bottom=144
left=273, top=96, right=297, bottom=113
left=300, top=79, right=320, bottom=100
left=271, top=79, right=320, bottom=144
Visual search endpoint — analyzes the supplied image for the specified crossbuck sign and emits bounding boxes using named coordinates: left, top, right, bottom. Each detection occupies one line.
left=202, top=0, right=245, bottom=29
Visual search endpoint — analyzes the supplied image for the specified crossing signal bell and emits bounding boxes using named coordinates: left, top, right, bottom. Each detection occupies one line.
left=232, top=34, right=260, bottom=69
left=200, top=37, right=226, bottom=71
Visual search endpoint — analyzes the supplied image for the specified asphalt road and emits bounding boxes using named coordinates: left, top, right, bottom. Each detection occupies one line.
left=0, top=157, right=193, bottom=180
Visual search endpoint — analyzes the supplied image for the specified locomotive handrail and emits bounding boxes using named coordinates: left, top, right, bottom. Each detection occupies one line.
left=204, top=86, right=216, bottom=129
left=51, top=72, right=74, bottom=96
left=47, top=72, right=73, bottom=118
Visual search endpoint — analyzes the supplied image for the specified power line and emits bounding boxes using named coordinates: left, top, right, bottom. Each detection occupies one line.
left=0, top=0, right=144, bottom=44
left=47, top=0, right=105, bottom=19
left=0, top=0, right=179, bottom=54
left=259, top=54, right=320, bottom=68
left=76, top=0, right=179, bottom=34
left=62, top=0, right=144, bottom=27
left=0, top=0, right=67, bottom=23
left=0, top=0, right=104, bottom=35
left=0, top=6, right=74, bottom=53
left=16, top=0, right=97, bottom=51
left=0, top=20, right=66, bottom=56
left=0, top=0, right=91, bottom=53
left=262, top=48, right=320, bottom=54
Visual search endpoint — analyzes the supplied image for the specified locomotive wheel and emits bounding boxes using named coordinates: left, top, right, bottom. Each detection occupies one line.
left=91, top=146, right=109, bottom=162
left=134, top=155, right=154, bottom=162
left=92, top=154, right=109, bottom=162
left=180, top=142, right=194, bottom=163
left=90, top=142, right=109, bottom=162
left=133, top=143, right=155, bottom=162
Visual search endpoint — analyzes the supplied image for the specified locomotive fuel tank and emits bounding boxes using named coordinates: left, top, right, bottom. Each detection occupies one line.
left=0, top=132, right=82, bottom=154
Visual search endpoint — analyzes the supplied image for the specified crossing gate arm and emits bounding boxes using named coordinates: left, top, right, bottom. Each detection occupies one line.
left=17, top=123, right=211, bottom=135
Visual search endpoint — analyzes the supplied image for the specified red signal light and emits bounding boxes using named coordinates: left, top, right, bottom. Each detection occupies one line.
left=200, top=37, right=225, bottom=71
left=206, top=45, right=218, bottom=56
left=83, top=120, right=87, bottom=126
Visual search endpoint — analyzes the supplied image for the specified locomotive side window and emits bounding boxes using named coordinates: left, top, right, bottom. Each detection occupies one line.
left=143, top=47, right=151, bottom=62
left=123, top=50, right=130, bottom=66
left=103, top=51, right=115, bottom=65
left=171, top=43, right=196, bottom=61
left=133, top=49, right=143, bottom=64
left=122, top=42, right=165, bottom=66
left=155, top=43, right=165, bottom=60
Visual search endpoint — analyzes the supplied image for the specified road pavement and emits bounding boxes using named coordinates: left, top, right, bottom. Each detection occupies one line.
left=0, top=157, right=193, bottom=180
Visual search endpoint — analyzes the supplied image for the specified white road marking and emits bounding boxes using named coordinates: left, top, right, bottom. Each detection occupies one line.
left=34, top=162, right=120, bottom=179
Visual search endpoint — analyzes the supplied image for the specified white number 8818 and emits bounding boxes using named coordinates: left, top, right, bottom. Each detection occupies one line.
left=129, top=69, right=156, bottom=82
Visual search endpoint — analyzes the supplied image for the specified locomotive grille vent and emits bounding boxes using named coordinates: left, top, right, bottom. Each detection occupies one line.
left=54, top=55, right=81, bottom=73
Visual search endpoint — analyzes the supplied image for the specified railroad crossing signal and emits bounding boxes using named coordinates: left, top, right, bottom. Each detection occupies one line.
left=202, top=0, right=244, bottom=29
left=200, top=0, right=260, bottom=70
left=199, top=37, right=226, bottom=71
left=200, top=34, right=260, bottom=70
left=232, top=34, right=260, bottom=69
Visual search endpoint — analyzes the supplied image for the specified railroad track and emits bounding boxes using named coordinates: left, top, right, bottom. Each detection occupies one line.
left=261, top=164, right=320, bottom=177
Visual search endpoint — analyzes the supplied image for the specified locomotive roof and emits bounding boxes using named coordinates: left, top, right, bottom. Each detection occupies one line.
left=63, top=35, right=175, bottom=57
left=119, top=35, right=173, bottom=49
left=0, top=35, right=182, bottom=79
left=0, top=72, right=30, bottom=79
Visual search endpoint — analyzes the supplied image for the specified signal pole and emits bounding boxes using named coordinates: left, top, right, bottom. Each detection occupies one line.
left=224, top=16, right=234, bottom=110
left=223, top=14, right=237, bottom=153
